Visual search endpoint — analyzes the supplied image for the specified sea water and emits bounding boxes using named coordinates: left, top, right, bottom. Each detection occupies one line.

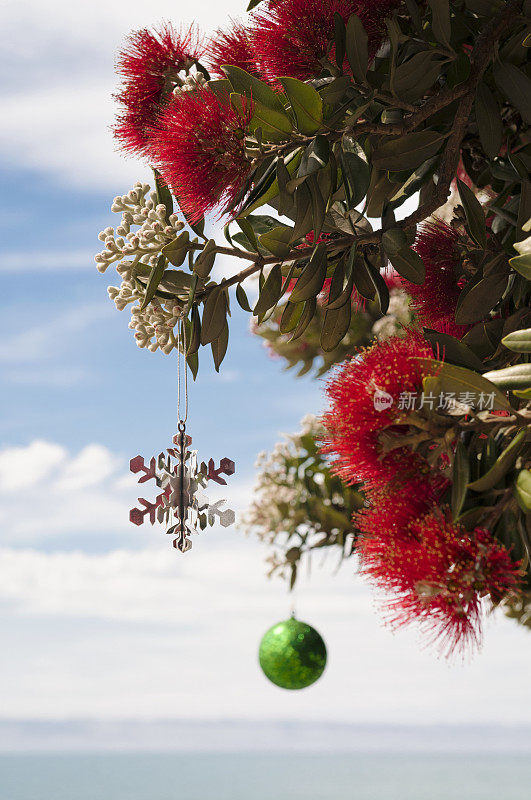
left=1, top=753, right=530, bottom=800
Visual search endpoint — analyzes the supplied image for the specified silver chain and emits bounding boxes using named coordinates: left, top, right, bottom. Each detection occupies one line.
left=176, top=317, right=188, bottom=425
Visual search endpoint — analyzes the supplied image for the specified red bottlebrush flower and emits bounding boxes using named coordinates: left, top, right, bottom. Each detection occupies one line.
left=151, top=88, right=252, bottom=222
left=359, top=503, right=521, bottom=654
left=114, top=24, right=203, bottom=156
left=207, top=20, right=261, bottom=79
left=402, top=220, right=469, bottom=339
left=322, top=332, right=436, bottom=492
left=251, top=0, right=400, bottom=82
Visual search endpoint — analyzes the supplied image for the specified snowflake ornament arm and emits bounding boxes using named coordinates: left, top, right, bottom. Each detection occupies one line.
left=130, top=424, right=235, bottom=552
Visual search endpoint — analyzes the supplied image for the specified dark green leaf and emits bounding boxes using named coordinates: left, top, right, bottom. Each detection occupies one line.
left=280, top=300, right=305, bottom=333
left=298, top=136, right=330, bottom=177
left=423, top=329, right=485, bottom=371
left=392, top=51, right=446, bottom=102
left=372, top=131, right=447, bottom=171
left=236, top=283, right=252, bottom=312
left=141, top=255, right=167, bottom=311
left=451, top=440, right=470, bottom=520
left=364, top=257, right=389, bottom=314
left=254, top=264, right=283, bottom=316
left=457, top=178, right=487, bottom=248
left=341, top=151, right=370, bottom=207
left=186, top=351, right=199, bottom=380
left=475, top=83, right=503, bottom=159
left=291, top=183, right=314, bottom=241
left=321, top=301, right=352, bottom=351
left=455, top=271, right=508, bottom=324
left=211, top=321, right=229, bottom=372
left=388, top=246, right=425, bottom=285
left=290, top=297, right=317, bottom=340
left=161, top=231, right=190, bottom=267
left=289, top=243, right=328, bottom=302
left=258, top=225, right=294, bottom=258
left=468, top=430, right=526, bottom=492
left=187, top=304, right=201, bottom=355
left=428, top=0, right=452, bottom=50
left=200, top=287, right=228, bottom=345
left=494, top=62, right=531, bottom=125
left=381, top=228, right=408, bottom=255
left=152, top=168, right=173, bottom=221
left=345, top=14, right=368, bottom=84
left=193, top=238, right=216, bottom=279
left=279, top=77, right=323, bottom=135
left=334, top=13, right=346, bottom=71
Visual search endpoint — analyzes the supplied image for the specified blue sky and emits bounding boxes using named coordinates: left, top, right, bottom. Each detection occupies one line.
left=3, top=0, right=531, bottom=737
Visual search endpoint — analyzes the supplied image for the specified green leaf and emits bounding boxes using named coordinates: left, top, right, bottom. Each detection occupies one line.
left=451, top=440, right=470, bottom=520
left=161, top=231, right=190, bottom=267
left=298, top=136, right=330, bottom=177
left=345, top=14, right=368, bottom=84
left=258, top=225, right=294, bottom=258
left=454, top=271, right=508, bottom=325
left=240, top=149, right=302, bottom=217
left=211, top=321, right=229, bottom=372
left=423, top=329, right=485, bottom=371
left=290, top=297, right=317, bottom=340
left=341, top=151, right=370, bottom=207
left=475, top=83, right=503, bottom=159
left=334, top=12, right=346, bottom=70
left=321, top=301, right=352, bottom=351
left=372, top=131, right=447, bottom=171
left=494, top=62, right=531, bottom=125
left=141, top=255, right=167, bottom=311
left=200, top=287, right=228, bottom=345
left=232, top=94, right=293, bottom=141
left=516, top=469, right=531, bottom=512
left=280, top=300, right=305, bottom=333
left=290, top=243, right=328, bottom=302
left=457, top=178, right=487, bottom=247
left=392, top=51, right=446, bottom=102
left=387, top=246, right=425, bottom=285
left=421, top=361, right=511, bottom=411
left=502, top=328, right=531, bottom=353
left=236, top=283, right=252, bottom=312
left=279, top=77, right=323, bottom=135
left=247, top=0, right=264, bottom=9
left=291, top=183, right=314, bottom=241
left=364, top=258, right=389, bottom=314
left=186, top=351, right=199, bottom=380
left=510, top=253, right=531, bottom=280
left=482, top=363, right=531, bottom=390
left=468, top=429, right=526, bottom=492
left=193, top=238, right=216, bottom=279
left=254, top=264, right=283, bottom=317
left=152, top=168, right=173, bottom=222
left=428, top=0, right=452, bottom=50
left=222, top=65, right=288, bottom=116
left=187, top=304, right=201, bottom=356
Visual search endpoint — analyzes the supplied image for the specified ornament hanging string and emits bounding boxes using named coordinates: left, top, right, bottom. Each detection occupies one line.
left=176, top=317, right=188, bottom=427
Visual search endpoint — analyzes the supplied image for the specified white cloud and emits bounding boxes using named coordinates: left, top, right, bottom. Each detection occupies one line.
left=0, top=440, right=67, bottom=492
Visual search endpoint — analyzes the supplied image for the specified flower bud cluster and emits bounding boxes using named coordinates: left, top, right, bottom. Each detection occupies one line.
left=97, top=180, right=187, bottom=355
left=95, top=181, right=184, bottom=274
left=172, top=72, right=207, bottom=97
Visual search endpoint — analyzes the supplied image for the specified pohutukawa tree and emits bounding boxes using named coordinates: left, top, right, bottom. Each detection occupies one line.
left=96, top=0, right=531, bottom=655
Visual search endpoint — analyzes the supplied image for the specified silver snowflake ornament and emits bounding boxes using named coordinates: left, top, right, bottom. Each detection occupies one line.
left=129, top=425, right=235, bottom=553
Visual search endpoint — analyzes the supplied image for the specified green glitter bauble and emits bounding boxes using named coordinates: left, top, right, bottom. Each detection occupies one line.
left=258, top=617, right=327, bottom=690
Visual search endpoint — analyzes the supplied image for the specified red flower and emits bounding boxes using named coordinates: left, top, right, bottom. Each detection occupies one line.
left=359, top=502, right=521, bottom=654
left=151, top=88, right=252, bottom=221
left=114, top=24, right=203, bottom=156
left=251, top=0, right=400, bottom=82
left=322, top=332, right=436, bottom=492
left=402, top=220, right=469, bottom=339
left=207, top=20, right=261, bottom=78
